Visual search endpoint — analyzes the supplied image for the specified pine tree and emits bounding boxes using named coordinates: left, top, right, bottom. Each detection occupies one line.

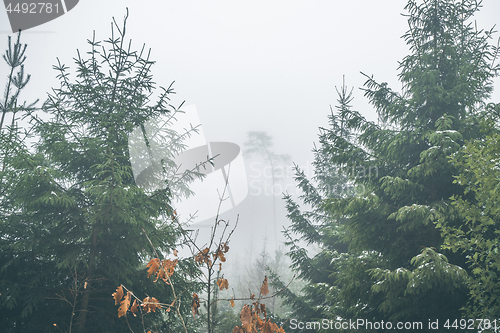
left=0, top=12, right=204, bottom=332
left=279, top=1, right=498, bottom=332
left=274, top=80, right=361, bottom=327
left=0, top=32, right=57, bottom=333
left=244, top=131, right=291, bottom=246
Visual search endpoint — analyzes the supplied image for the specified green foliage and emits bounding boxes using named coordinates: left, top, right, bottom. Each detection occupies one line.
left=280, top=0, right=498, bottom=332
left=274, top=80, right=358, bottom=329
left=212, top=306, right=240, bottom=333
left=0, top=32, right=57, bottom=332
left=369, top=247, right=467, bottom=319
left=439, top=129, right=500, bottom=321
left=0, top=13, right=204, bottom=333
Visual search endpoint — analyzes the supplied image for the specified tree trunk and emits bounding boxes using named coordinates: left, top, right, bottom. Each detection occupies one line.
left=76, top=227, right=98, bottom=333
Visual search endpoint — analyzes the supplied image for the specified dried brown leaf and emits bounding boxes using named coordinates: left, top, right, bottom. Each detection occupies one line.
left=260, top=276, right=269, bottom=296
left=162, top=259, right=177, bottom=278
left=166, top=299, right=175, bottom=312
left=146, top=258, right=160, bottom=278
left=191, top=293, right=200, bottom=318
left=240, top=305, right=252, bottom=333
left=217, top=277, right=229, bottom=290
left=112, top=286, right=124, bottom=305
left=260, top=303, right=266, bottom=317
left=142, top=296, right=161, bottom=313
left=262, top=320, right=276, bottom=333
left=118, top=291, right=131, bottom=318
left=130, top=299, right=139, bottom=317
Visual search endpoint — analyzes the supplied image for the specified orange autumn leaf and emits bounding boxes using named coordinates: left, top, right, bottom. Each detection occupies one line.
left=155, top=268, right=167, bottom=283
left=130, top=299, right=139, bottom=317
left=240, top=305, right=252, bottom=333
left=276, top=326, right=285, bottom=333
left=214, top=248, right=226, bottom=262
left=154, top=259, right=177, bottom=283
left=260, top=276, right=269, bottom=296
left=195, top=247, right=212, bottom=266
left=191, top=293, right=200, bottom=318
left=162, top=259, right=177, bottom=277
left=173, top=249, right=178, bottom=257
left=112, top=286, right=124, bottom=305
left=262, top=320, right=278, bottom=333
left=146, top=258, right=160, bottom=278
left=230, top=297, right=235, bottom=307
left=255, top=315, right=264, bottom=329
left=217, top=277, right=229, bottom=290
left=118, top=291, right=131, bottom=318
left=253, top=301, right=261, bottom=313
left=142, top=296, right=161, bottom=313
left=166, top=299, right=175, bottom=312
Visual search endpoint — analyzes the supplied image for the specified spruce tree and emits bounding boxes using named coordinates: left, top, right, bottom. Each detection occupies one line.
left=0, top=32, right=54, bottom=333
left=0, top=12, right=204, bottom=332
left=275, top=80, right=364, bottom=327
left=243, top=131, right=291, bottom=246
left=280, top=1, right=498, bottom=332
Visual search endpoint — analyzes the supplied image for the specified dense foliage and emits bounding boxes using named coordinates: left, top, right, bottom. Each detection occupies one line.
left=0, top=13, right=203, bottom=333
left=440, top=104, right=500, bottom=320
left=279, top=1, right=499, bottom=332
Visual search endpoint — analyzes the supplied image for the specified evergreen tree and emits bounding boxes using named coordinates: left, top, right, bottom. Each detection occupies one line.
left=0, top=32, right=53, bottom=333
left=274, top=80, right=360, bottom=328
left=279, top=1, right=498, bottom=332
left=0, top=12, right=204, bottom=332
left=244, top=131, right=291, bottom=246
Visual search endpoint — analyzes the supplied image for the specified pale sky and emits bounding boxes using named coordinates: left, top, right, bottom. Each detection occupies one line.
left=2, top=1, right=498, bottom=165
left=1, top=1, right=500, bottom=257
